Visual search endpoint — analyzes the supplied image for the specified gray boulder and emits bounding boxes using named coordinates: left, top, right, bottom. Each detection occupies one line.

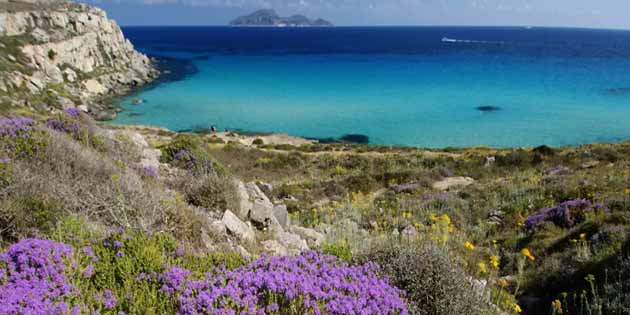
left=235, top=181, right=252, bottom=219
left=290, top=226, right=324, bottom=247
left=432, top=176, right=475, bottom=191
left=222, top=210, right=255, bottom=243
left=273, top=204, right=290, bottom=228
left=249, top=197, right=275, bottom=228
left=95, top=110, right=116, bottom=121
left=262, top=240, right=289, bottom=256
left=276, top=231, right=308, bottom=255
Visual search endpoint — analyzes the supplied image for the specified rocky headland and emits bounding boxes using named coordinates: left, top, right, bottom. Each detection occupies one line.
left=0, top=0, right=157, bottom=119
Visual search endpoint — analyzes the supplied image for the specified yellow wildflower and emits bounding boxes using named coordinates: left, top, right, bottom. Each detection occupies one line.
left=430, top=214, right=438, bottom=222
left=552, top=299, right=563, bottom=314
left=521, top=248, right=535, bottom=262
left=477, top=262, right=487, bottom=274
left=489, top=255, right=500, bottom=269
left=500, top=278, right=508, bottom=287
left=570, top=239, right=577, bottom=244
left=579, top=233, right=587, bottom=240
left=464, top=241, right=475, bottom=251
left=513, top=304, right=522, bottom=313
left=441, top=214, right=451, bottom=225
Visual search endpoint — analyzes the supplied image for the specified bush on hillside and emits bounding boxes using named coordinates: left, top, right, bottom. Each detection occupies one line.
left=159, top=134, right=226, bottom=176
left=496, top=149, right=532, bottom=168
left=355, top=239, right=493, bottom=315
left=174, top=173, right=239, bottom=212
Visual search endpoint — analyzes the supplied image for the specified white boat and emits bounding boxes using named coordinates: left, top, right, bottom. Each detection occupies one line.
left=441, top=37, right=457, bottom=43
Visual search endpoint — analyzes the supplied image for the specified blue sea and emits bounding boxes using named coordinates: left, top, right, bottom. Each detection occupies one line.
left=113, top=26, right=630, bottom=148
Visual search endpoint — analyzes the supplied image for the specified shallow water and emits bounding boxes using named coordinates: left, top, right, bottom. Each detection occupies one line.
left=113, top=26, right=630, bottom=148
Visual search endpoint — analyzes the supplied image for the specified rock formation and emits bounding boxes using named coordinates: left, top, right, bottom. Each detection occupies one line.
left=0, top=0, right=157, bottom=117
left=230, top=9, right=333, bottom=27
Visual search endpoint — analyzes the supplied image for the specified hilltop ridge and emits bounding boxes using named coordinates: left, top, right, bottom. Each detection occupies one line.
left=230, top=9, right=333, bottom=27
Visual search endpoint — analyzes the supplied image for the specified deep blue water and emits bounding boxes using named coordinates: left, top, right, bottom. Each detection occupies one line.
left=113, top=26, right=630, bottom=148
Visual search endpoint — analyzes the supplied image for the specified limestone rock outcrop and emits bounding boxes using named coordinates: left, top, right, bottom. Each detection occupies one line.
left=0, top=0, right=157, bottom=115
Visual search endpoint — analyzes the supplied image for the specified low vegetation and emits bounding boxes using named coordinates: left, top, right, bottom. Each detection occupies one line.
left=1, top=109, right=630, bottom=314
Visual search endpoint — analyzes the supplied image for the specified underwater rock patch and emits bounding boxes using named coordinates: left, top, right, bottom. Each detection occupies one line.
left=603, top=87, right=630, bottom=95
left=340, top=134, right=369, bottom=144
left=476, top=105, right=501, bottom=112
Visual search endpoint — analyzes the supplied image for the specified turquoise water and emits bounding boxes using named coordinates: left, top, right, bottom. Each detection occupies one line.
left=113, top=27, right=630, bottom=148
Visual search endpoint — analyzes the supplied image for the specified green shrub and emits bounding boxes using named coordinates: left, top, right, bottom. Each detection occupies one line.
left=496, top=149, right=532, bottom=168
left=356, top=238, right=493, bottom=315
left=252, top=138, right=264, bottom=145
left=533, top=145, right=556, bottom=156
left=320, top=242, right=353, bottom=263
left=160, top=134, right=227, bottom=176
left=255, top=152, right=306, bottom=170
left=0, top=195, right=60, bottom=241
left=159, top=134, right=202, bottom=163
left=48, top=49, right=57, bottom=60
left=343, top=174, right=379, bottom=193
left=183, top=175, right=239, bottom=211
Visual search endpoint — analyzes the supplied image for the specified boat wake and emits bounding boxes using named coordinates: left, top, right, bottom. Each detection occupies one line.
left=441, top=37, right=504, bottom=44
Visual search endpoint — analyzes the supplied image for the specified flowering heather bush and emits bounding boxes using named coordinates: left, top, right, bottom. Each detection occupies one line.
left=0, top=239, right=80, bottom=315
left=46, top=109, right=82, bottom=135
left=65, top=108, right=82, bottom=119
left=159, top=134, right=226, bottom=177
left=525, top=199, right=609, bottom=229
left=0, top=116, right=34, bottom=138
left=1, top=230, right=408, bottom=315
left=133, top=164, right=160, bottom=180
left=0, top=116, right=42, bottom=158
left=168, top=251, right=408, bottom=315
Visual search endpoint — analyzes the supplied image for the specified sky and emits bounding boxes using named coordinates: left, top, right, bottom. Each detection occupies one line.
left=79, top=0, right=630, bottom=29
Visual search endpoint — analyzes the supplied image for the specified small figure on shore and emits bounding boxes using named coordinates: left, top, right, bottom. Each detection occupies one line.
left=210, top=125, right=217, bottom=133
left=224, top=128, right=229, bottom=132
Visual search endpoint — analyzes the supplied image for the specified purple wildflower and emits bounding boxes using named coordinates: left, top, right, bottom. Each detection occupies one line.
left=175, top=247, right=185, bottom=257
left=64, top=108, right=82, bottom=119
left=176, top=251, right=408, bottom=315
left=525, top=199, right=609, bottom=229
left=0, top=239, right=79, bottom=315
left=83, top=264, right=95, bottom=278
left=0, top=116, right=34, bottom=138
left=134, top=164, right=160, bottom=180
left=102, top=289, right=117, bottom=309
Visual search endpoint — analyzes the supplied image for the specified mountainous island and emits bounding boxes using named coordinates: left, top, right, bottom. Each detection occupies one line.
left=230, top=9, right=333, bottom=27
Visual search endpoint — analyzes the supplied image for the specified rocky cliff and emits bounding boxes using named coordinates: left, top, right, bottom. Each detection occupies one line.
left=0, top=0, right=157, bottom=118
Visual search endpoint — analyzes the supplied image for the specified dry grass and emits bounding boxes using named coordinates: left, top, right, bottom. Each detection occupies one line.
left=0, top=129, right=206, bottom=246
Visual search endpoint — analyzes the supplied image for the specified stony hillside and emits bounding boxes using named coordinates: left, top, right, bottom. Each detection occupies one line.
left=0, top=0, right=157, bottom=118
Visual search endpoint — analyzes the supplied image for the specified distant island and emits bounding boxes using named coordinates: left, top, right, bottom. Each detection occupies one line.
left=230, top=9, right=333, bottom=27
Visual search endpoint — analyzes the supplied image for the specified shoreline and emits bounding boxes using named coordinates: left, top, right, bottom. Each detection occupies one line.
left=102, top=56, right=630, bottom=152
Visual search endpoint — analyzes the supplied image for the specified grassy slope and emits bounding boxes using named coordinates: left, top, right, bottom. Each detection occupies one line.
left=2, top=105, right=630, bottom=314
